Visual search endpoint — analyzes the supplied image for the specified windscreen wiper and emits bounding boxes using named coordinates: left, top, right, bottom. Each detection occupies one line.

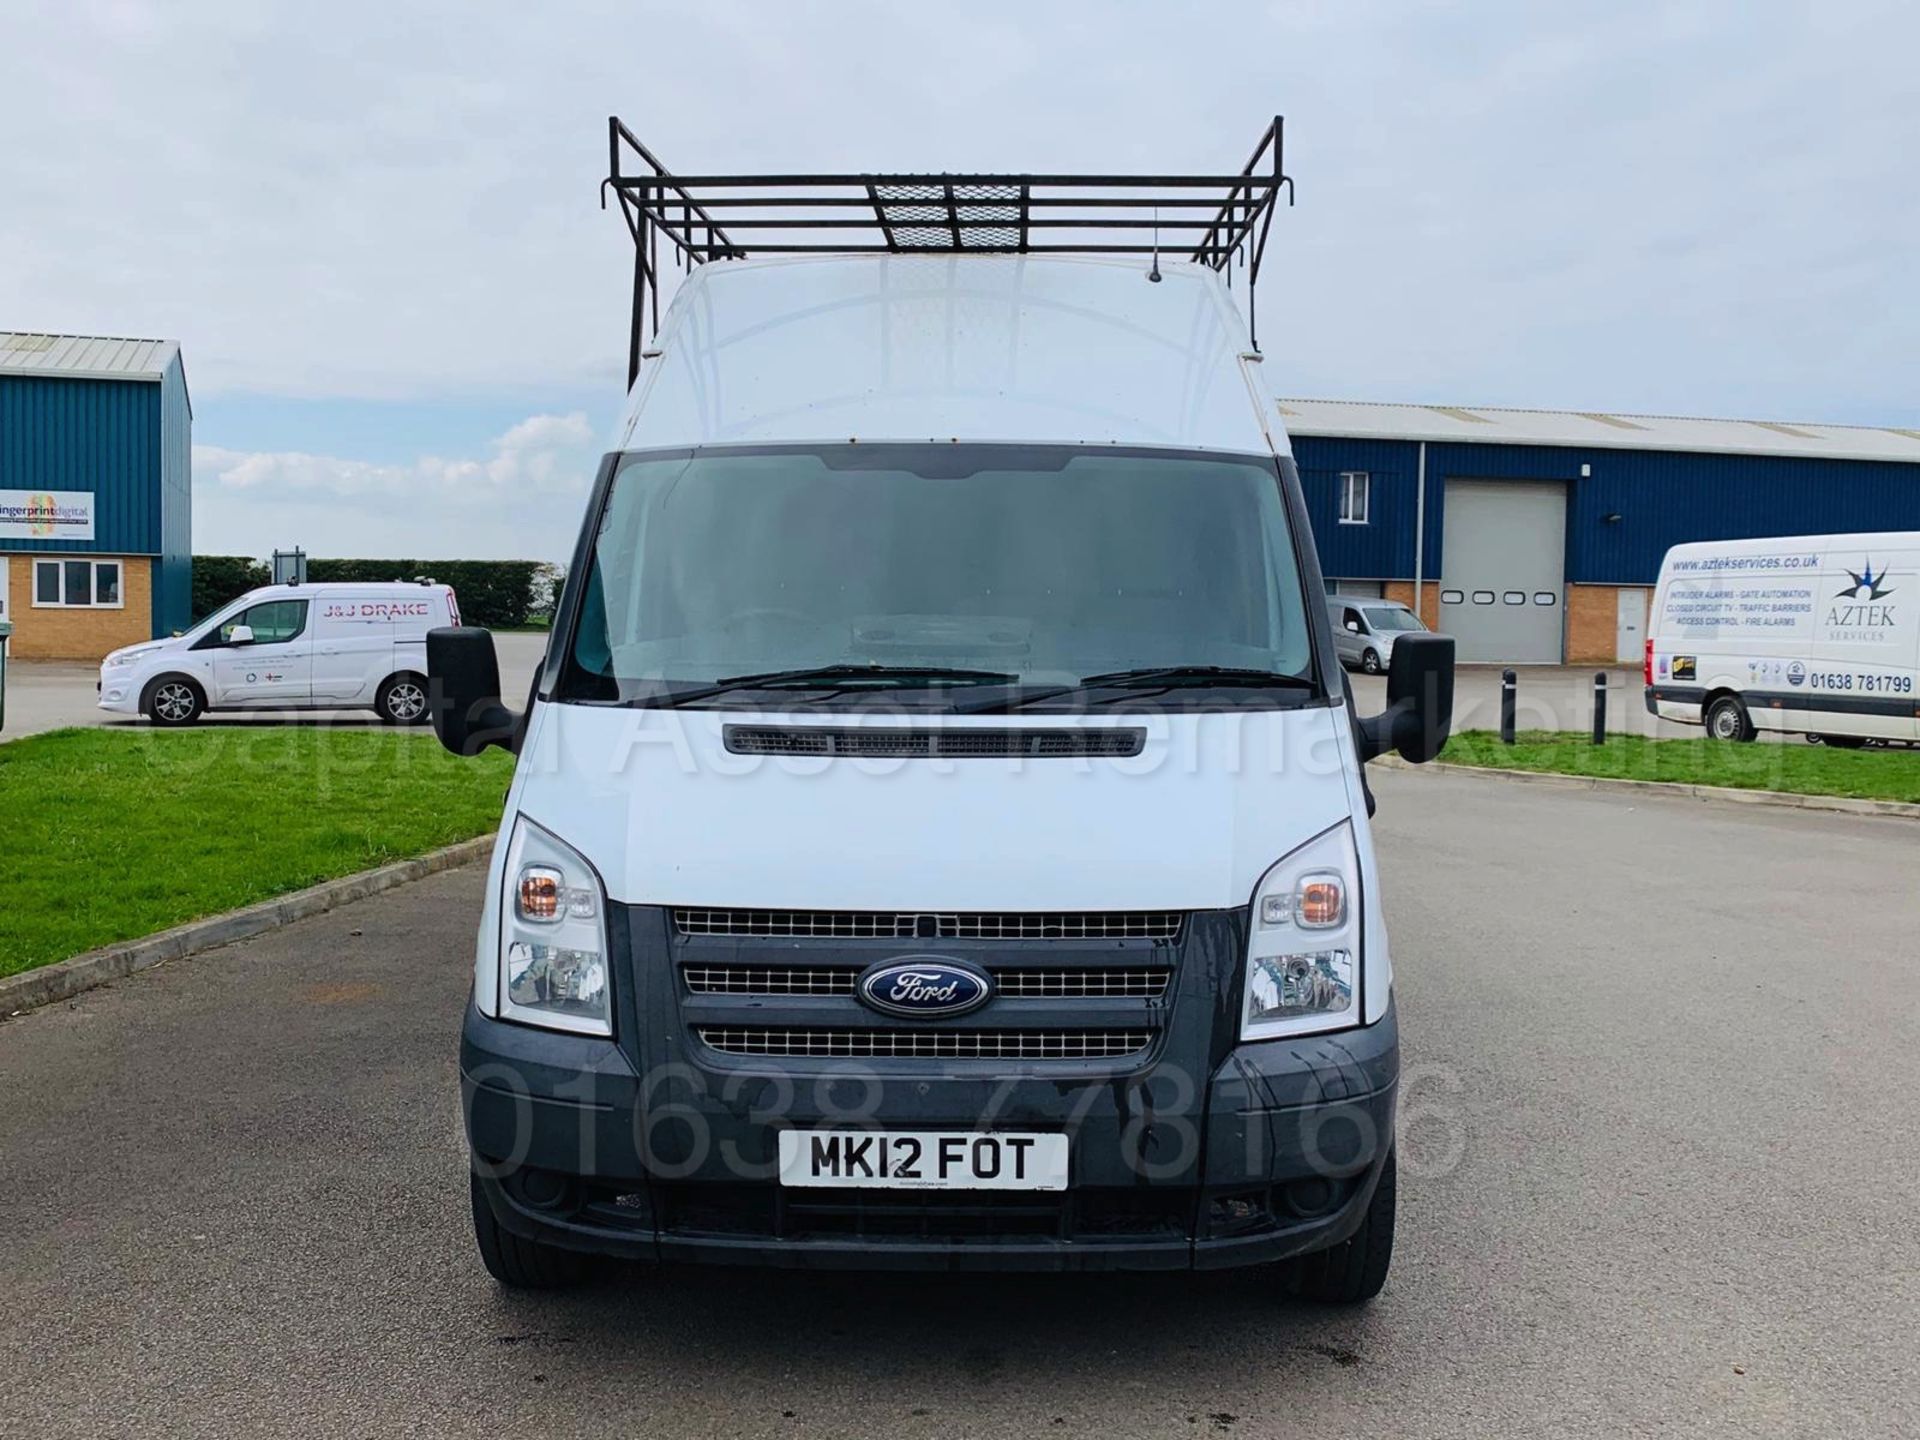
left=954, top=665, right=1317, bottom=713
left=718, top=663, right=1019, bottom=688
left=643, top=663, right=1020, bottom=707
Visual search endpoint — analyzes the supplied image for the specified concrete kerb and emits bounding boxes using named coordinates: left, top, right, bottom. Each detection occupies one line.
left=0, top=834, right=497, bottom=1017
left=1385, top=756, right=1920, bottom=820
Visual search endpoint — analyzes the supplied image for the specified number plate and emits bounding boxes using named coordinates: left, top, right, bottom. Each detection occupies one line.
left=777, top=1130, right=1068, bottom=1191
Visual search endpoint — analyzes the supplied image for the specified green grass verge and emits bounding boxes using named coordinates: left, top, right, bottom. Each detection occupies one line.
left=1440, top=730, right=1920, bottom=804
left=0, top=728, right=513, bottom=979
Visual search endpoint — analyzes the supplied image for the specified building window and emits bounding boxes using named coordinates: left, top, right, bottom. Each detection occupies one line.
left=1337, top=471, right=1370, bottom=525
left=32, top=558, right=123, bottom=609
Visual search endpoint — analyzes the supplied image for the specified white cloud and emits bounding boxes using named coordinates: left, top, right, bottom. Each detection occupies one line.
left=192, top=412, right=597, bottom=559
left=2, top=0, right=1916, bottom=424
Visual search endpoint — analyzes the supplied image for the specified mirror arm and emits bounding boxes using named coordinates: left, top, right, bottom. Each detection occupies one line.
left=453, top=699, right=521, bottom=757
left=1356, top=699, right=1411, bottom=764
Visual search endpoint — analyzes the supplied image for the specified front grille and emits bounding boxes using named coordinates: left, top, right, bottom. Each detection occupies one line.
left=696, top=1027, right=1153, bottom=1060
left=992, top=969, right=1170, bottom=998
left=673, top=908, right=1183, bottom=942
left=722, top=725, right=1145, bottom=759
left=683, top=965, right=1170, bottom=998
left=685, top=965, right=859, bottom=995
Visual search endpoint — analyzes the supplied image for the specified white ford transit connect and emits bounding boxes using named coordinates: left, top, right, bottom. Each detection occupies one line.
left=98, top=580, right=458, bottom=725
left=431, top=123, right=1454, bottom=1302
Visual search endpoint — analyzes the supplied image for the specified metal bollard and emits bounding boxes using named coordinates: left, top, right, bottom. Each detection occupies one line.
left=1592, top=672, right=1608, bottom=746
left=1500, top=668, right=1517, bottom=745
left=0, top=617, right=11, bottom=733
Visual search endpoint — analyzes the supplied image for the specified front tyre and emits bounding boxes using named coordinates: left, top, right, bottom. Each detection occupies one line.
left=144, top=675, right=205, bottom=727
left=1704, top=694, right=1756, bottom=743
left=469, top=1173, right=587, bottom=1290
left=376, top=672, right=429, bottom=726
left=1288, top=1149, right=1396, bottom=1304
left=1360, top=649, right=1383, bottom=675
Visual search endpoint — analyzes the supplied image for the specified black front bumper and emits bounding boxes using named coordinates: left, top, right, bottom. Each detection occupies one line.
left=463, top=1021, right=1397, bottom=1272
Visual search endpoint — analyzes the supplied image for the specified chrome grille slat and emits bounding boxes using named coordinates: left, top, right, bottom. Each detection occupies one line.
left=682, top=965, right=1170, bottom=998
left=673, top=909, right=1183, bottom=942
left=697, top=1028, right=1153, bottom=1060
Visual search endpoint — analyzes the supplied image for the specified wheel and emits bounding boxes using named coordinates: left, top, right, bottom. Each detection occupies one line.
left=144, top=675, right=205, bottom=727
left=469, top=1173, right=587, bottom=1289
left=1289, top=1150, right=1395, bottom=1305
left=1813, top=734, right=1867, bottom=749
left=1360, top=649, right=1383, bottom=675
left=376, top=672, right=429, bottom=726
left=1704, top=694, right=1755, bottom=743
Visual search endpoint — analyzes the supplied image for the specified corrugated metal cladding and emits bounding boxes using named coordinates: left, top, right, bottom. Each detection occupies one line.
left=0, top=357, right=193, bottom=636
left=0, top=375, right=164, bottom=552
left=1291, top=435, right=1920, bottom=586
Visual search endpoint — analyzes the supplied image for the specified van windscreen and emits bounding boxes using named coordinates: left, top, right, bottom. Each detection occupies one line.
left=1363, top=607, right=1425, bottom=633
left=559, top=444, right=1315, bottom=709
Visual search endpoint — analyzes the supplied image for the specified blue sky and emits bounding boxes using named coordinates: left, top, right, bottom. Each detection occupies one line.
left=3, top=0, right=1915, bottom=560
left=194, top=391, right=607, bottom=464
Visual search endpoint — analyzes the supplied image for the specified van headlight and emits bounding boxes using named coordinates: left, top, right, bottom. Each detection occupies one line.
left=499, top=818, right=612, bottom=1036
left=1243, top=821, right=1361, bottom=1040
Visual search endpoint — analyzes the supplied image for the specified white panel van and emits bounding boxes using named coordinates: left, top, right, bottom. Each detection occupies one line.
left=428, top=123, right=1457, bottom=1305
left=97, top=580, right=459, bottom=726
left=1645, top=532, right=1920, bottom=745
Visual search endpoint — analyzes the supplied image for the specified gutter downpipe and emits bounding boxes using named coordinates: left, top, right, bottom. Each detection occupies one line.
left=1413, top=441, right=1427, bottom=623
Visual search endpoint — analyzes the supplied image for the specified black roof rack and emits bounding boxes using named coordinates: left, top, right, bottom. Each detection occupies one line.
left=601, top=117, right=1294, bottom=386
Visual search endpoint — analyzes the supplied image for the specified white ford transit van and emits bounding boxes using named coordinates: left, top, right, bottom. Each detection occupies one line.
left=431, top=123, right=1454, bottom=1302
left=98, top=580, right=458, bottom=726
left=1646, top=532, right=1919, bottom=745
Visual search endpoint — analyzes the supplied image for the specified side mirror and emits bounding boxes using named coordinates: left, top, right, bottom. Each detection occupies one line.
left=428, top=626, right=520, bottom=756
left=1357, top=633, right=1454, bottom=764
left=1344, top=619, right=1361, bottom=633
left=226, top=624, right=254, bottom=646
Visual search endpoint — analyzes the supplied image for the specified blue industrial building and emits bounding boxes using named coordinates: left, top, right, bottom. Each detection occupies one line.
left=1280, top=399, right=1920, bottom=663
left=0, top=332, right=191, bottom=659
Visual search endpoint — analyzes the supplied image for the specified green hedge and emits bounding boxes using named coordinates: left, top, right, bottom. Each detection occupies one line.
left=190, top=557, right=546, bottom=629
left=304, top=559, right=542, bottom=629
left=192, top=556, right=270, bottom=620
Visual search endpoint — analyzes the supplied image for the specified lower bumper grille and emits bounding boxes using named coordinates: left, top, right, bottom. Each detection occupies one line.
left=612, top=1182, right=1194, bottom=1244
left=696, top=1027, right=1152, bottom=1061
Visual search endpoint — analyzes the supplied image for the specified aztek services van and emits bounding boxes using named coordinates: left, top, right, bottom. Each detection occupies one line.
left=430, top=121, right=1455, bottom=1302
left=1646, top=532, right=1919, bottom=745
left=98, top=579, right=457, bottom=725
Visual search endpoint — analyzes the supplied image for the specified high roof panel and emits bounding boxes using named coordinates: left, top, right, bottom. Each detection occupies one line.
left=1276, top=397, right=1920, bottom=465
left=620, top=254, right=1275, bottom=456
left=0, top=331, right=181, bottom=382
